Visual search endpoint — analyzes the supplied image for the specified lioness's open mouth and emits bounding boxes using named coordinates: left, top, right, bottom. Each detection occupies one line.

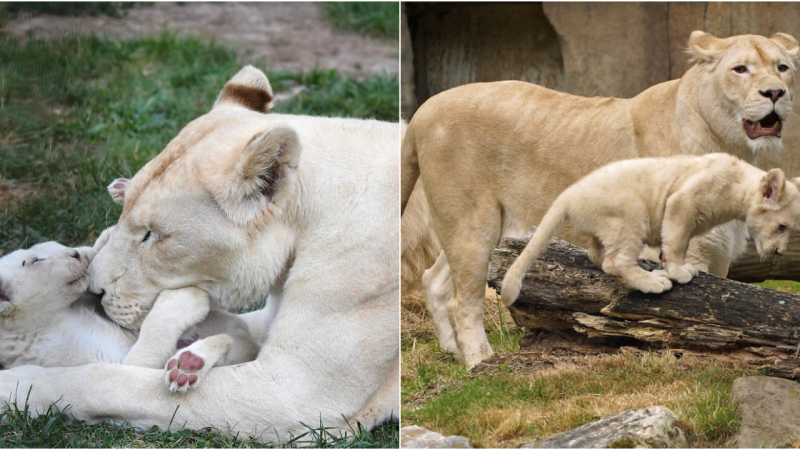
left=743, top=112, right=782, bottom=139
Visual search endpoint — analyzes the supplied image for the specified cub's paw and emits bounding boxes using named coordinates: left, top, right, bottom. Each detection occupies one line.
left=165, top=350, right=207, bottom=393
left=668, top=264, right=698, bottom=284
left=630, top=272, right=673, bottom=294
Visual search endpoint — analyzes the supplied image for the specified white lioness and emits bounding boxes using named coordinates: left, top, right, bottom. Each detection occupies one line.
left=0, top=239, right=259, bottom=393
left=400, top=31, right=800, bottom=367
left=501, top=154, right=800, bottom=305
left=0, top=66, right=399, bottom=441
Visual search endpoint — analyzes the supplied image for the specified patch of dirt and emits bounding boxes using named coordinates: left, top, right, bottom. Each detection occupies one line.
left=0, top=177, right=33, bottom=211
left=4, top=3, right=398, bottom=78
left=471, top=329, right=625, bottom=376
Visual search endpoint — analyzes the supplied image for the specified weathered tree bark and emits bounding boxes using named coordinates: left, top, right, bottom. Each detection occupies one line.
left=729, top=239, right=800, bottom=282
left=487, top=227, right=800, bottom=379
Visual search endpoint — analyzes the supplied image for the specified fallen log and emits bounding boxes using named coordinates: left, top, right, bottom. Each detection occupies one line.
left=486, top=227, right=800, bottom=379
left=729, top=239, right=800, bottom=282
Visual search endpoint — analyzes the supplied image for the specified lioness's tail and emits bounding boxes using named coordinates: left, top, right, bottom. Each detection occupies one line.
left=500, top=201, right=569, bottom=307
left=400, top=120, right=419, bottom=214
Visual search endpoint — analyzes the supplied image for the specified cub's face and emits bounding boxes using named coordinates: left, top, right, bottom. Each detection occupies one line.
left=688, top=32, right=800, bottom=153
left=747, top=170, right=800, bottom=257
left=0, top=242, right=96, bottom=327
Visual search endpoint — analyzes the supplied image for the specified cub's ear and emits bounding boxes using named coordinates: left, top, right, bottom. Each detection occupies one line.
left=761, top=168, right=787, bottom=205
left=213, top=65, right=274, bottom=113
left=772, top=33, right=800, bottom=63
left=687, top=30, right=724, bottom=66
left=107, top=178, right=128, bottom=206
left=213, top=126, right=301, bottom=225
left=0, top=281, right=12, bottom=316
left=93, top=226, right=115, bottom=252
left=790, top=177, right=800, bottom=191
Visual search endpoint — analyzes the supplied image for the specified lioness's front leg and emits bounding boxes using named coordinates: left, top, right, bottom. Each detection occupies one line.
left=122, top=287, right=210, bottom=368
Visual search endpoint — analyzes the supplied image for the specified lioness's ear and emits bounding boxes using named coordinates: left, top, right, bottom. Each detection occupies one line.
left=214, top=126, right=301, bottom=225
left=687, top=31, right=724, bottom=65
left=761, top=168, right=787, bottom=205
left=772, top=33, right=800, bottom=63
left=213, top=65, right=274, bottom=113
left=107, top=178, right=128, bottom=205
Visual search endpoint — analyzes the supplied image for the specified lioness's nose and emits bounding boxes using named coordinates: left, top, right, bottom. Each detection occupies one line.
left=760, top=89, right=785, bottom=103
left=71, top=250, right=80, bottom=260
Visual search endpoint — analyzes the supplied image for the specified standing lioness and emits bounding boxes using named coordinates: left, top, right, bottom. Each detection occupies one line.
left=401, top=31, right=800, bottom=367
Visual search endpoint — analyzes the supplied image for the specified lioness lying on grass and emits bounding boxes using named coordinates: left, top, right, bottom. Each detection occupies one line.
left=0, top=236, right=259, bottom=393
left=501, top=153, right=800, bottom=305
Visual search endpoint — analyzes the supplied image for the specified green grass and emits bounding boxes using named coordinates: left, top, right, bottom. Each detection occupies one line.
left=0, top=32, right=398, bottom=255
left=0, top=31, right=398, bottom=448
left=753, top=279, right=800, bottom=294
left=1, top=395, right=398, bottom=448
left=322, top=3, right=398, bottom=40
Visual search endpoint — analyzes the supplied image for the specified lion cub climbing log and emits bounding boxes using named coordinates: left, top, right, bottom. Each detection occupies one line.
left=501, top=154, right=800, bottom=305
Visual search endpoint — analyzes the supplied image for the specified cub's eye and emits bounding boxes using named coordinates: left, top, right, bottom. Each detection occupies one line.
left=778, top=64, right=790, bottom=73
left=778, top=224, right=787, bottom=232
left=22, top=257, right=39, bottom=267
left=733, top=65, right=748, bottom=74
left=142, top=230, right=152, bottom=243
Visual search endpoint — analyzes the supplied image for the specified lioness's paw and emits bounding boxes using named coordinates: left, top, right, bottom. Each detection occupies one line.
left=164, top=335, right=232, bottom=393
left=165, top=350, right=206, bottom=393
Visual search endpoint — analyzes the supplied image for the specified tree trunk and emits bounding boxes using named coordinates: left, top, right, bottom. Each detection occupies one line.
left=487, top=227, right=800, bottom=379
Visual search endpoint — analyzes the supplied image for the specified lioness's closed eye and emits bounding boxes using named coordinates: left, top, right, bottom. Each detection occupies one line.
left=501, top=153, right=800, bottom=305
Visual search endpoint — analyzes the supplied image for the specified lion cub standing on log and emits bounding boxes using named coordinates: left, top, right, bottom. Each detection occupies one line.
left=501, top=153, right=800, bottom=305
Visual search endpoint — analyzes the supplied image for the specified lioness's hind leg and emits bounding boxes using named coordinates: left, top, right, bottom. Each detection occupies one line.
left=165, top=334, right=232, bottom=393
left=422, top=250, right=459, bottom=356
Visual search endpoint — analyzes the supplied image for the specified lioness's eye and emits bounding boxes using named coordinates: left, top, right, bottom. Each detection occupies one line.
left=778, top=64, right=790, bottom=73
left=778, top=224, right=787, bottom=232
left=142, top=230, right=152, bottom=243
left=733, top=65, right=748, bottom=74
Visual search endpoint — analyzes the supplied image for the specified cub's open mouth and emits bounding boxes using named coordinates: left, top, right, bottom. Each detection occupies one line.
left=743, top=112, right=782, bottom=139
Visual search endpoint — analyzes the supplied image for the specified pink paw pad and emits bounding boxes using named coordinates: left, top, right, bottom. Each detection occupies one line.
left=179, top=351, right=205, bottom=371
left=166, top=351, right=204, bottom=388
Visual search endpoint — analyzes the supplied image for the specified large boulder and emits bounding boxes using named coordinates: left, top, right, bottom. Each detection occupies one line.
left=400, top=425, right=471, bottom=448
left=731, top=376, right=800, bottom=448
left=523, top=406, right=687, bottom=448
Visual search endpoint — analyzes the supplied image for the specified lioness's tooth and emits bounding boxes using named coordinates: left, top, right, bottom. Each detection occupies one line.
left=756, top=122, right=763, bottom=130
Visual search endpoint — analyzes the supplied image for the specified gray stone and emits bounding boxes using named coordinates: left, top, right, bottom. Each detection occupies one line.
left=523, top=406, right=687, bottom=448
left=730, top=376, right=800, bottom=448
left=400, top=425, right=471, bottom=449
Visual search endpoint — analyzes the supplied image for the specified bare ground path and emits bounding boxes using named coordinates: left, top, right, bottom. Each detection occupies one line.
left=3, top=2, right=398, bottom=78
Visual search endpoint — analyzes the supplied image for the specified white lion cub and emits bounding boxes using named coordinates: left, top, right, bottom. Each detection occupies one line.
left=0, top=239, right=259, bottom=393
left=502, top=153, right=800, bottom=305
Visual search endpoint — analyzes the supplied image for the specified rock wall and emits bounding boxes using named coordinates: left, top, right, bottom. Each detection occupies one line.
left=403, top=2, right=800, bottom=175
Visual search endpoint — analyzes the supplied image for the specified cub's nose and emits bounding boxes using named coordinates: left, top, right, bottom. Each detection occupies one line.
left=71, top=250, right=80, bottom=260
left=760, top=89, right=786, bottom=103
left=776, top=249, right=783, bottom=256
